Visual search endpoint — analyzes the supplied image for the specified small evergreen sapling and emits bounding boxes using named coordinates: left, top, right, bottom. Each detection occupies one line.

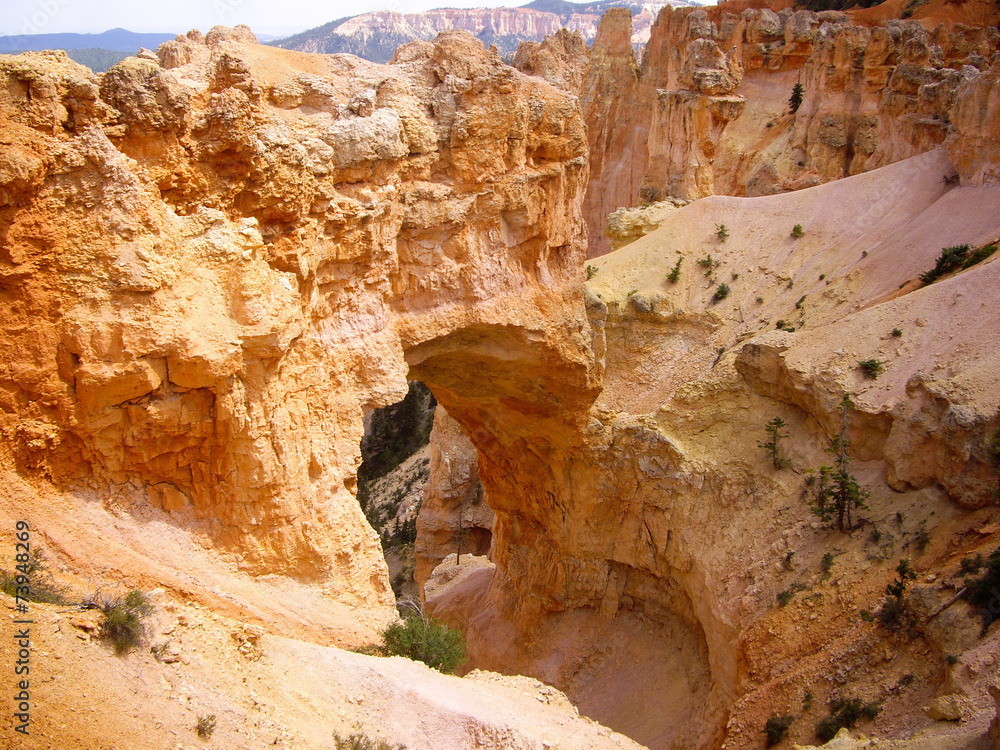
left=811, top=396, right=869, bottom=532
left=789, top=82, right=805, bottom=114
left=877, top=558, right=917, bottom=630
left=667, top=256, right=683, bottom=283
left=758, top=417, right=790, bottom=469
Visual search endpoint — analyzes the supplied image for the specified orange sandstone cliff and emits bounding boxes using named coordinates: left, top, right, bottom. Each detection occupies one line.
left=580, top=4, right=1000, bottom=255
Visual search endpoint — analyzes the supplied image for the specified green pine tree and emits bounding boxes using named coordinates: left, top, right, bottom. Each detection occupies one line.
left=789, top=82, right=805, bottom=114
left=811, top=396, right=869, bottom=531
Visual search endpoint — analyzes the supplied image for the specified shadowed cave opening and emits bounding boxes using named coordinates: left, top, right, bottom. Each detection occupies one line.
left=357, top=381, right=491, bottom=600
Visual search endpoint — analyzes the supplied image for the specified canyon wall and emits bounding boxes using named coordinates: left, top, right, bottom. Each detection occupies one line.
left=275, top=1, right=683, bottom=62
left=0, top=28, right=594, bottom=615
left=414, top=408, right=493, bottom=592
left=581, top=4, right=1000, bottom=255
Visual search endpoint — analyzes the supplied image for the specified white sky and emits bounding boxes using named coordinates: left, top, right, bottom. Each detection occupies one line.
left=0, top=0, right=533, bottom=38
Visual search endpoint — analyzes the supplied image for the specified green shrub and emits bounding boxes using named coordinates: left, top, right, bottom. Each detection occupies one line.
left=795, top=295, right=806, bottom=310
left=920, top=244, right=971, bottom=284
left=962, top=243, right=997, bottom=269
left=381, top=613, right=466, bottom=674
left=334, top=733, right=406, bottom=750
left=713, top=283, right=731, bottom=302
left=586, top=265, right=597, bottom=280
left=716, top=223, right=730, bottom=241
left=765, top=714, right=795, bottom=747
left=815, top=716, right=841, bottom=742
left=960, top=554, right=985, bottom=576
left=667, top=256, right=683, bottom=283
left=878, top=559, right=917, bottom=631
left=815, top=698, right=880, bottom=742
left=195, top=715, right=216, bottom=739
left=777, top=583, right=806, bottom=607
left=859, top=359, right=883, bottom=379
left=792, top=224, right=805, bottom=238
left=99, top=590, right=153, bottom=655
left=962, top=546, right=1000, bottom=631
left=0, top=547, right=70, bottom=605
left=821, top=552, right=835, bottom=577
left=892, top=328, right=902, bottom=338
left=698, top=255, right=715, bottom=275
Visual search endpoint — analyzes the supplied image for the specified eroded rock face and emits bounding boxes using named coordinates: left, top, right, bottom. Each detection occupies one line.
left=580, top=8, right=644, bottom=260
left=580, top=5, right=1000, bottom=255
left=604, top=197, right=689, bottom=251
left=947, top=56, right=1000, bottom=186
left=513, top=28, right=590, bottom=93
left=0, top=29, right=594, bottom=613
left=415, top=409, right=494, bottom=592
left=425, top=148, right=1000, bottom=749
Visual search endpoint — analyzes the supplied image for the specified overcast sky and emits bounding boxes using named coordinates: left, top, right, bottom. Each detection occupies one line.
left=1, top=0, right=539, bottom=38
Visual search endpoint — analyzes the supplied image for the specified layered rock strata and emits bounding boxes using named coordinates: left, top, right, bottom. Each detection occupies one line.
left=276, top=2, right=684, bottom=61
left=581, top=5, right=1000, bottom=255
